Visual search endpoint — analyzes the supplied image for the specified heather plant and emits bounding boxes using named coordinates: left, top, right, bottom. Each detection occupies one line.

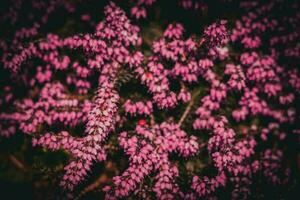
left=0, top=0, right=299, bottom=200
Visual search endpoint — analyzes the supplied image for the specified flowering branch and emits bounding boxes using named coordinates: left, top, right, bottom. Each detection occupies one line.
left=0, top=0, right=299, bottom=199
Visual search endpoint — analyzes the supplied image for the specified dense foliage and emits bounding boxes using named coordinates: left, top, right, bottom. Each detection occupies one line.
left=0, top=0, right=299, bottom=199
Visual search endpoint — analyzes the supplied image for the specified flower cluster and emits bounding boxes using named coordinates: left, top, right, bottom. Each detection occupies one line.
left=0, top=0, right=299, bottom=199
left=204, top=20, right=228, bottom=49
left=104, top=122, right=198, bottom=199
left=32, top=82, right=118, bottom=192
left=1, top=2, right=142, bottom=196
left=123, top=100, right=153, bottom=116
